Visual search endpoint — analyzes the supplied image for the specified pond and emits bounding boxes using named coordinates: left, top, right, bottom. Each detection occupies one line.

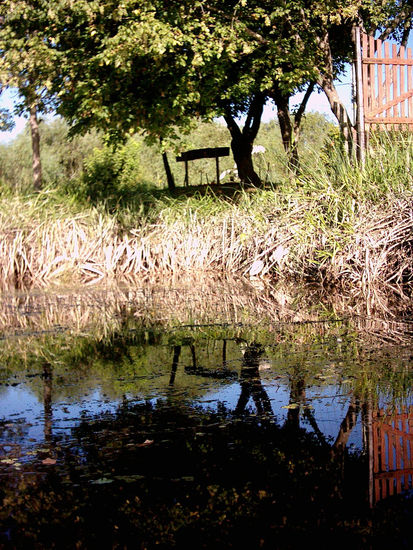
left=0, top=283, right=412, bottom=549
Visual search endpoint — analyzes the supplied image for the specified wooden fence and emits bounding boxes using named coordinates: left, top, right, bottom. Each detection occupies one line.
left=361, top=32, right=413, bottom=131
left=372, top=407, right=413, bottom=504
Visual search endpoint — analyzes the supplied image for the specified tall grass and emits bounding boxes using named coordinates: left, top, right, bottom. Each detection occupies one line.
left=0, top=134, right=411, bottom=315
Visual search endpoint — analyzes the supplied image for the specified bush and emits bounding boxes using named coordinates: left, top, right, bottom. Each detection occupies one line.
left=71, top=139, right=143, bottom=205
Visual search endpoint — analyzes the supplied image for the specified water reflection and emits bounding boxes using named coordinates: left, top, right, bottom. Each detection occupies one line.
left=0, top=289, right=412, bottom=548
left=235, top=343, right=273, bottom=416
left=371, top=407, right=413, bottom=504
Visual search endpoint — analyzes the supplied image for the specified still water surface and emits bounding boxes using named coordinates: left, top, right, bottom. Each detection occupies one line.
left=0, top=285, right=412, bottom=548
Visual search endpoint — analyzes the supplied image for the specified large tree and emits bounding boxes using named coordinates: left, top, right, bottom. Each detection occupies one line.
left=210, top=0, right=412, bottom=166
left=43, top=0, right=324, bottom=183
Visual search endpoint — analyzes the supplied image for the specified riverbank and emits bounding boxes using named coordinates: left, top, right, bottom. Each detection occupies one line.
left=0, top=141, right=411, bottom=316
left=1, top=188, right=410, bottom=316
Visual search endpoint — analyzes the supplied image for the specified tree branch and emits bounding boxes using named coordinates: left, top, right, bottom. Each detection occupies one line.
left=401, top=17, right=411, bottom=48
left=378, top=4, right=413, bottom=42
left=204, top=3, right=270, bottom=46
left=223, top=106, right=242, bottom=139
left=293, top=81, right=315, bottom=134
left=244, top=92, right=265, bottom=139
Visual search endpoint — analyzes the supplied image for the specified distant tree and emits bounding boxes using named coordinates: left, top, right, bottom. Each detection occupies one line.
left=0, top=2, right=59, bottom=190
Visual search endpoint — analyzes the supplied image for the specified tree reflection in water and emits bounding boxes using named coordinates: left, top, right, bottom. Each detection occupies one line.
left=1, top=335, right=412, bottom=549
left=42, top=362, right=53, bottom=444
left=235, top=343, right=272, bottom=416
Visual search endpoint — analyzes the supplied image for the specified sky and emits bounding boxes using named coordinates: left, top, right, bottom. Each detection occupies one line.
left=0, top=88, right=28, bottom=143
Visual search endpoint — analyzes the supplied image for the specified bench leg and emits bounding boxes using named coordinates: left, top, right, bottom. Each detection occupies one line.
left=184, top=160, right=189, bottom=186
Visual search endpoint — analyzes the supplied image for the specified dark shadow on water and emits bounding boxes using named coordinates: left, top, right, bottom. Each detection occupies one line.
left=1, top=396, right=413, bottom=548
left=1, top=314, right=413, bottom=549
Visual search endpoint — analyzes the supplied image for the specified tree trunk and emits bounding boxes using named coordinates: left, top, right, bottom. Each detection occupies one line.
left=162, top=150, right=176, bottom=190
left=43, top=363, right=53, bottom=443
left=169, top=345, right=181, bottom=386
left=292, top=81, right=316, bottom=167
left=319, top=77, right=356, bottom=143
left=224, top=94, right=265, bottom=186
left=273, top=91, right=299, bottom=172
left=29, top=104, right=42, bottom=191
left=285, top=371, right=306, bottom=430
left=272, top=82, right=315, bottom=173
left=235, top=343, right=272, bottom=416
left=315, top=31, right=356, bottom=154
left=230, top=133, right=261, bottom=186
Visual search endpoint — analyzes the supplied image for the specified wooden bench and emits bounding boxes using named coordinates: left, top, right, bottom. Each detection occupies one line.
left=176, top=147, right=230, bottom=186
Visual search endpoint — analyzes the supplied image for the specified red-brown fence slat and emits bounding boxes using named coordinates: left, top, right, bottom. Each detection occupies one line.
left=375, top=478, right=381, bottom=503
left=370, top=36, right=378, bottom=113
left=408, top=49, right=413, bottom=119
left=362, top=33, right=370, bottom=132
left=392, top=43, right=399, bottom=120
left=403, top=419, right=410, bottom=472
left=377, top=38, right=384, bottom=116
left=384, top=41, right=391, bottom=118
left=400, top=45, right=406, bottom=117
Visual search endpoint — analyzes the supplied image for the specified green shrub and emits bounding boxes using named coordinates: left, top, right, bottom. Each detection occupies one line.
left=71, top=139, right=143, bottom=205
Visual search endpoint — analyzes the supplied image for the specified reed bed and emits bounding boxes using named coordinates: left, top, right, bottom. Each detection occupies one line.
left=0, top=139, right=411, bottom=317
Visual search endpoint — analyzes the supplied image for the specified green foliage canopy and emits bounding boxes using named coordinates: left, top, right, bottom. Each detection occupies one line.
left=0, top=1, right=59, bottom=114
left=0, top=1, right=411, bottom=155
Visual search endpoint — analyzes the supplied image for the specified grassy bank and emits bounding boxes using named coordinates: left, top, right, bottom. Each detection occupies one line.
left=0, top=132, right=411, bottom=316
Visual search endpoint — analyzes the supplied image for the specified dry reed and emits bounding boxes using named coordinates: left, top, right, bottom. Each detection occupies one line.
left=0, top=189, right=411, bottom=316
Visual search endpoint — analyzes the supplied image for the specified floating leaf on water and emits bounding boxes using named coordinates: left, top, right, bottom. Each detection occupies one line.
left=137, top=439, right=154, bottom=447
left=114, top=475, right=145, bottom=483
left=42, top=458, right=56, bottom=465
left=282, top=403, right=300, bottom=409
left=90, top=477, right=114, bottom=485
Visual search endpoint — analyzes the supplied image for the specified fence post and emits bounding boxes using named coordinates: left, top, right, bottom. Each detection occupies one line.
left=353, top=26, right=366, bottom=166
